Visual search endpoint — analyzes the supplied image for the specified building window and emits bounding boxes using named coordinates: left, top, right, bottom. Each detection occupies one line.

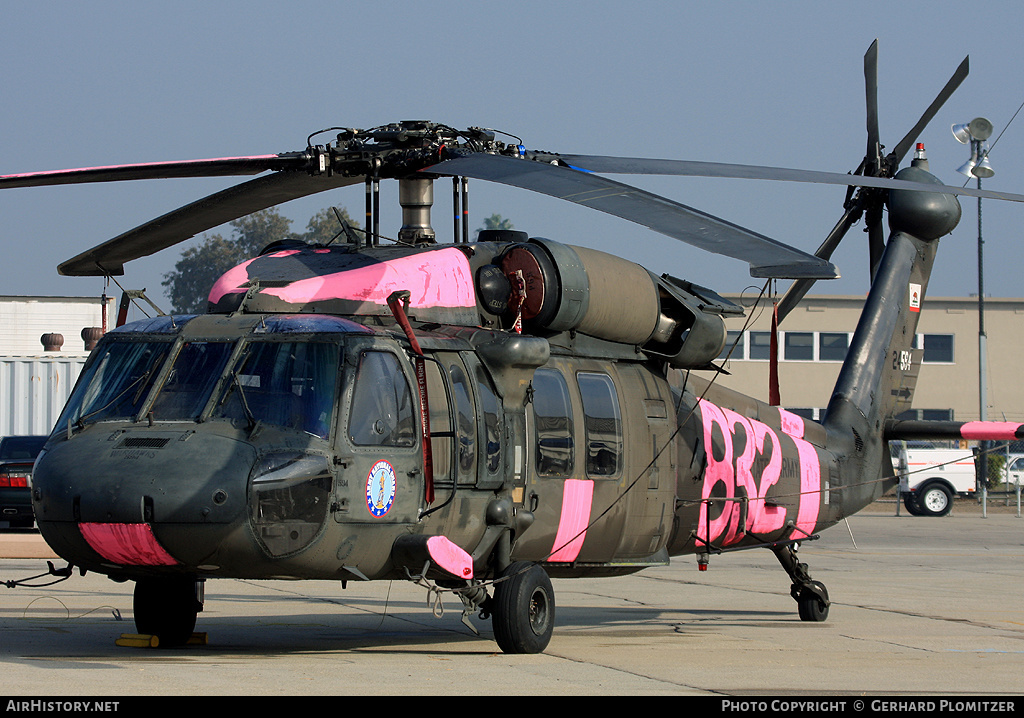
left=724, top=330, right=853, bottom=362
left=895, top=408, right=955, bottom=421
left=916, top=334, right=954, bottom=363
left=718, top=330, right=745, bottom=362
left=749, top=331, right=772, bottom=361
left=784, top=332, right=814, bottom=361
left=818, top=332, right=849, bottom=362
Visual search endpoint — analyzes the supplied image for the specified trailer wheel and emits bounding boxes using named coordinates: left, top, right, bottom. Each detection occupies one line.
left=917, top=483, right=953, bottom=517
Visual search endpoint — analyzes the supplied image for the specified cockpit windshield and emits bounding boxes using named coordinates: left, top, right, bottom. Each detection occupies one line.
left=54, top=339, right=172, bottom=434
left=149, top=341, right=235, bottom=420
left=211, top=341, right=341, bottom=438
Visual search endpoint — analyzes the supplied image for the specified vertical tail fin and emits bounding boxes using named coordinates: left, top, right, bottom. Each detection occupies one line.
left=823, top=164, right=961, bottom=506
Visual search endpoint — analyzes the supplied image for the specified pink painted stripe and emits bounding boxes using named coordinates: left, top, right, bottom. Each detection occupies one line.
left=79, top=523, right=178, bottom=566
left=426, top=535, right=473, bottom=579
left=548, top=479, right=594, bottom=562
left=961, top=421, right=1023, bottom=441
left=779, top=409, right=820, bottom=535
left=206, top=249, right=302, bottom=304
left=262, top=247, right=477, bottom=309
left=778, top=408, right=805, bottom=438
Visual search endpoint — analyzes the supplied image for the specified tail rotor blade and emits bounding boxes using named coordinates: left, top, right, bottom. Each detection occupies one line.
left=865, top=40, right=881, bottom=170
left=867, top=208, right=886, bottom=280
left=890, top=55, right=969, bottom=164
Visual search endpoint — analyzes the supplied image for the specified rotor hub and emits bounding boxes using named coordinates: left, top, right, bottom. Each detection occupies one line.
left=887, top=166, right=962, bottom=241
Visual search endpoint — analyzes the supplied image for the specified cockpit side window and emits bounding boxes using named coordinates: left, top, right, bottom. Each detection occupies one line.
left=348, top=351, right=416, bottom=447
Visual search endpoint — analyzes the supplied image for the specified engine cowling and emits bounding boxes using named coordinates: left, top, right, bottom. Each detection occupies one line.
left=493, top=238, right=735, bottom=368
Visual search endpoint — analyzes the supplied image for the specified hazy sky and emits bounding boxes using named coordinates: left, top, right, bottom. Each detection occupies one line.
left=3, top=0, right=1024, bottom=315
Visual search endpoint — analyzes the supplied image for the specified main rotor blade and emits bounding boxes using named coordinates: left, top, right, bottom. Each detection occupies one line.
left=776, top=201, right=864, bottom=322
left=427, top=153, right=838, bottom=279
left=551, top=153, right=1024, bottom=204
left=890, top=55, right=969, bottom=164
left=59, top=171, right=362, bottom=276
left=0, top=154, right=308, bottom=189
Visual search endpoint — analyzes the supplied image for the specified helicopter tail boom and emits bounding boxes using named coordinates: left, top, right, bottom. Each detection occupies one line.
left=822, top=164, right=960, bottom=512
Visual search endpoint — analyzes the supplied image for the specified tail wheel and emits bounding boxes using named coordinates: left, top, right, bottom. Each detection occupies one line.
left=917, top=483, right=953, bottom=517
left=491, top=561, right=555, bottom=654
left=797, top=580, right=830, bottom=622
left=133, top=576, right=202, bottom=647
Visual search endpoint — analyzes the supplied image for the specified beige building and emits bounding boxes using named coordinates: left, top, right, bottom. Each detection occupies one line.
left=714, top=294, right=1024, bottom=426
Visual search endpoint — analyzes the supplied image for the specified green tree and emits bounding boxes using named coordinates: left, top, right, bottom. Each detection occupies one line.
left=162, top=206, right=358, bottom=314
left=475, top=213, right=514, bottom=240
left=303, top=207, right=361, bottom=245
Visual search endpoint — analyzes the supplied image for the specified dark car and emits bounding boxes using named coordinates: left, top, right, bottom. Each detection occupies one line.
left=0, top=435, right=48, bottom=529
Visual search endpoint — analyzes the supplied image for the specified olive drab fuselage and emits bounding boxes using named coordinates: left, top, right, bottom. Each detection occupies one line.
left=29, top=309, right=845, bottom=584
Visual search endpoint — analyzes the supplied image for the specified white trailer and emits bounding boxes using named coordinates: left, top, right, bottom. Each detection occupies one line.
left=897, top=446, right=977, bottom=516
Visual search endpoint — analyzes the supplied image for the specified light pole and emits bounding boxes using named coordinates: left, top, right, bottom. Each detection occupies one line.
left=953, top=117, right=995, bottom=515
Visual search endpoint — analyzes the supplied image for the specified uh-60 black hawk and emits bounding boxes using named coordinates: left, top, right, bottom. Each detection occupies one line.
left=5, top=41, right=1024, bottom=654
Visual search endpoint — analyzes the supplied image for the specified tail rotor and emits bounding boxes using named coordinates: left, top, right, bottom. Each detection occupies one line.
left=776, top=41, right=969, bottom=323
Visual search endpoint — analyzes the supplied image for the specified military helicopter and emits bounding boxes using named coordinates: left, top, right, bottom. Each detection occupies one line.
left=5, top=41, right=1024, bottom=654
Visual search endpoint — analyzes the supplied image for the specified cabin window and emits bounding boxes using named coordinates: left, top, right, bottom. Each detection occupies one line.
left=54, top=339, right=172, bottom=432
left=347, top=351, right=416, bottom=447
left=150, top=341, right=234, bottom=420
left=424, top=360, right=452, bottom=482
left=215, top=341, right=341, bottom=438
left=577, top=372, right=622, bottom=478
left=476, top=365, right=502, bottom=475
left=531, top=369, right=574, bottom=478
left=450, top=364, right=476, bottom=480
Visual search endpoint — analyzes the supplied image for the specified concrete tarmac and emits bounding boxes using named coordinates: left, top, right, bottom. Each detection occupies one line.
left=2, top=500, right=1023, bottom=697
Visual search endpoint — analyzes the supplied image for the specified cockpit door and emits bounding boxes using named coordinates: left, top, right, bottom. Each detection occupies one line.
left=336, top=345, right=424, bottom=524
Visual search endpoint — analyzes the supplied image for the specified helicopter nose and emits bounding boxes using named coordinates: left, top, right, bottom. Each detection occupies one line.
left=32, top=428, right=257, bottom=568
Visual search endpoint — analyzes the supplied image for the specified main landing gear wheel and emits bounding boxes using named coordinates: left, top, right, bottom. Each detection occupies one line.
left=133, top=576, right=202, bottom=647
left=491, top=561, right=555, bottom=654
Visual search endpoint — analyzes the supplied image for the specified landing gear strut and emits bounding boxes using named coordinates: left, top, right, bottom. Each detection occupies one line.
left=772, top=543, right=830, bottom=622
